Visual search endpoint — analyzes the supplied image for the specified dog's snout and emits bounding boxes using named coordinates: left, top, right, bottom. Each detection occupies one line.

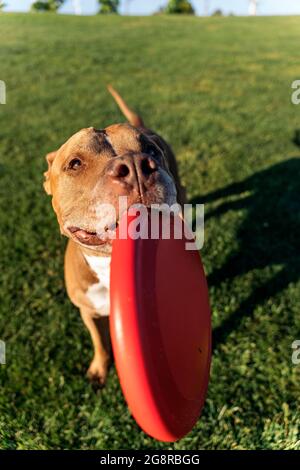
left=111, top=162, right=131, bottom=179
left=106, top=155, right=158, bottom=188
left=140, top=156, right=157, bottom=175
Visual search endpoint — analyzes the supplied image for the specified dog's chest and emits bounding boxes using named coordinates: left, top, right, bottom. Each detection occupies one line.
left=84, top=254, right=111, bottom=316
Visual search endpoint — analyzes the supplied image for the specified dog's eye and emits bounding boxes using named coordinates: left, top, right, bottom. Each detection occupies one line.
left=68, top=158, right=82, bottom=170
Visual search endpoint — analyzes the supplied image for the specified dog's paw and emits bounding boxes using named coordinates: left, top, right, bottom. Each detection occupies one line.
left=87, top=355, right=109, bottom=388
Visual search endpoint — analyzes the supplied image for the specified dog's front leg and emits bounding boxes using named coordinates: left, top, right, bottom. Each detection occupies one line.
left=80, top=308, right=111, bottom=386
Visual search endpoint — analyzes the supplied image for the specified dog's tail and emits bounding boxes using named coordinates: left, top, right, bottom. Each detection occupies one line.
left=107, top=85, right=144, bottom=128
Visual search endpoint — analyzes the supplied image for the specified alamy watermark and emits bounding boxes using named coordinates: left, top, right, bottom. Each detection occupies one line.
left=291, top=80, right=300, bottom=105
left=291, top=340, right=300, bottom=365
left=0, top=340, right=5, bottom=365
left=0, top=80, right=6, bottom=104
left=92, top=197, right=205, bottom=250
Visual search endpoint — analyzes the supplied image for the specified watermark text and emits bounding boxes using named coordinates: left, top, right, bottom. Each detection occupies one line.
left=0, top=340, right=5, bottom=365
left=0, top=80, right=6, bottom=104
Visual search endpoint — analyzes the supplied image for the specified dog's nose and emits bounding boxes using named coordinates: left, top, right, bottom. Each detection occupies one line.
left=106, top=155, right=158, bottom=188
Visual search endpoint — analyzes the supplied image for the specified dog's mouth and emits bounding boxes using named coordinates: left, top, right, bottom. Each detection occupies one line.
left=68, top=223, right=118, bottom=246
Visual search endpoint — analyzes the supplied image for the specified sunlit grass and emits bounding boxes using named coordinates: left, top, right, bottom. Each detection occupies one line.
left=0, top=13, right=299, bottom=449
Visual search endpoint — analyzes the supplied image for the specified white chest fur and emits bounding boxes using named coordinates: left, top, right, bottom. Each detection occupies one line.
left=84, top=254, right=111, bottom=316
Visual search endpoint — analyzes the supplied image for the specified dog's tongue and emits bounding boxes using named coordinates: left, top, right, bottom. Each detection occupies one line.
left=68, top=226, right=112, bottom=246
left=68, top=226, right=91, bottom=236
left=74, top=229, right=94, bottom=240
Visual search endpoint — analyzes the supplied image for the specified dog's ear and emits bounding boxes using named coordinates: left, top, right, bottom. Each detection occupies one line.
left=43, top=151, right=57, bottom=195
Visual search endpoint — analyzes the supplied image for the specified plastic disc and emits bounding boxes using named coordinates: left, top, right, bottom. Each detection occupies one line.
left=110, top=210, right=211, bottom=442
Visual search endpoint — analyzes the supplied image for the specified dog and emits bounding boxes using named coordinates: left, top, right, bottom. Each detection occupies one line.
left=44, top=86, right=186, bottom=386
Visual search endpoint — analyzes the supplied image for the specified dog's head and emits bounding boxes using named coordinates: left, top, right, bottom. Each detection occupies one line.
left=44, top=123, right=178, bottom=254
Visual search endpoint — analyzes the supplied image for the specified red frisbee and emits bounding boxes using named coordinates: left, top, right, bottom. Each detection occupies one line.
left=110, top=209, right=211, bottom=442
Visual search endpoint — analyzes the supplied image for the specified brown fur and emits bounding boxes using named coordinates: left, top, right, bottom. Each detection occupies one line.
left=44, top=87, right=186, bottom=385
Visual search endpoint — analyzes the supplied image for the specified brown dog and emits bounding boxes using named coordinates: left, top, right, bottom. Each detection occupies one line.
left=44, top=87, right=186, bottom=386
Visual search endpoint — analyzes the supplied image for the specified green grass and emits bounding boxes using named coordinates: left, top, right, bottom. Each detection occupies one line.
left=0, top=12, right=300, bottom=450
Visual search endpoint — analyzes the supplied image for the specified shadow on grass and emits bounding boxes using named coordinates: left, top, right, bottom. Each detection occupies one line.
left=191, top=158, right=300, bottom=349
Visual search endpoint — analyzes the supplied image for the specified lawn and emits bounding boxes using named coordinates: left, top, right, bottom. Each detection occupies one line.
left=0, top=13, right=300, bottom=450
